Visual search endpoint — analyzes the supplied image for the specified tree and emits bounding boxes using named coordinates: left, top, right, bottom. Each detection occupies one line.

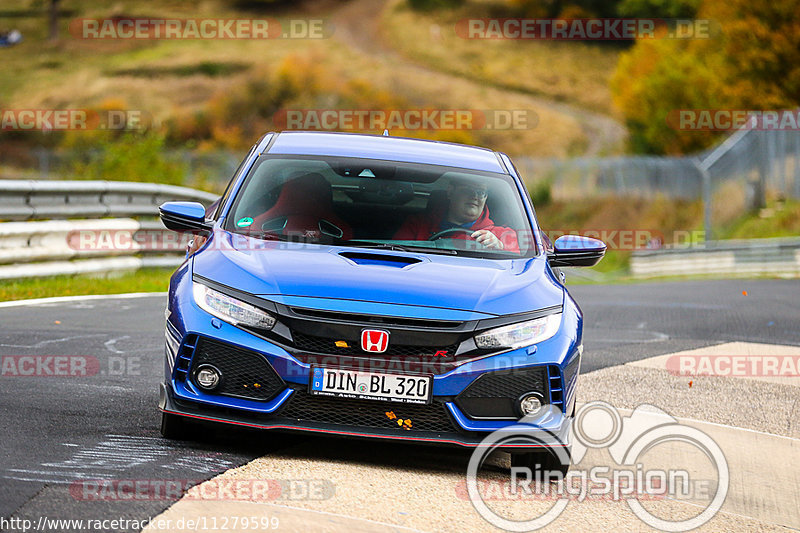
left=611, top=0, right=800, bottom=154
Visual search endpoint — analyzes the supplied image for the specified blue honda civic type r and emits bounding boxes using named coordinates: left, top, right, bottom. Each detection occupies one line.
left=158, top=131, right=605, bottom=473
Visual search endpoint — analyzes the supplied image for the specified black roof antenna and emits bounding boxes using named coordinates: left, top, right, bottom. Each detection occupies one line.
left=383, top=129, right=389, bottom=136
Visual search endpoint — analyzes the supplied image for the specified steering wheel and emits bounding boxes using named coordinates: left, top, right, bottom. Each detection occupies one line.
left=427, top=227, right=475, bottom=241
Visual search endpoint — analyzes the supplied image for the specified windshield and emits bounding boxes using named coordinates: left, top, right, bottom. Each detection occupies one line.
left=225, top=155, right=537, bottom=258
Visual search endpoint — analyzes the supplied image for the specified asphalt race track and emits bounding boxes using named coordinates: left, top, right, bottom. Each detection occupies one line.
left=1, top=279, right=798, bottom=530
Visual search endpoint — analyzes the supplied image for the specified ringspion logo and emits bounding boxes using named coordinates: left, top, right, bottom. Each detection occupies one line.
left=466, top=402, right=728, bottom=531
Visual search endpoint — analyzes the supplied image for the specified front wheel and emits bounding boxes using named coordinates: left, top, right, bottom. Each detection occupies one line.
left=510, top=447, right=571, bottom=479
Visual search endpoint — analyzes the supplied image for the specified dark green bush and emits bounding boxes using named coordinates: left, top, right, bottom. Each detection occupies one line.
left=407, top=0, right=465, bottom=11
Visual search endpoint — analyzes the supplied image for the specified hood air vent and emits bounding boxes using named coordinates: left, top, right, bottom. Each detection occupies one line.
left=338, top=251, right=422, bottom=268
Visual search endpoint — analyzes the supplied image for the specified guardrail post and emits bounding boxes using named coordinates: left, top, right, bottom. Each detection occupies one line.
left=794, top=131, right=800, bottom=199
left=777, top=130, right=787, bottom=197
left=33, top=148, right=50, bottom=179
left=694, top=158, right=713, bottom=242
left=755, top=132, right=768, bottom=210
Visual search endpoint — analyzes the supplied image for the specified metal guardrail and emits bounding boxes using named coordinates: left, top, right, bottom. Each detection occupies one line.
left=0, top=180, right=217, bottom=279
left=5, top=147, right=243, bottom=183
left=0, top=180, right=219, bottom=221
left=2, top=180, right=796, bottom=281
left=0, top=255, right=183, bottom=280
left=631, top=238, right=800, bottom=279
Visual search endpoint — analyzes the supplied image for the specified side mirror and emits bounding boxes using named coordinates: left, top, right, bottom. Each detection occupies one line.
left=159, top=201, right=212, bottom=233
left=548, top=235, right=606, bottom=267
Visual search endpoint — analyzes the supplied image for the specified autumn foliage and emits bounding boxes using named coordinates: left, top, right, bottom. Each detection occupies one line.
left=612, top=0, right=800, bottom=154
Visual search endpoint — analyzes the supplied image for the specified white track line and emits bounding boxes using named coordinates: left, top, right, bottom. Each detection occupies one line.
left=0, top=292, right=166, bottom=309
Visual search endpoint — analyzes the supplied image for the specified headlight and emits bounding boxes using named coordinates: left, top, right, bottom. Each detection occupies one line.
left=192, top=282, right=276, bottom=330
left=474, top=313, right=561, bottom=349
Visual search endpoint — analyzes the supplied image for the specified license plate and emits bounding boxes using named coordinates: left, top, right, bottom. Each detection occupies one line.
left=309, top=367, right=432, bottom=404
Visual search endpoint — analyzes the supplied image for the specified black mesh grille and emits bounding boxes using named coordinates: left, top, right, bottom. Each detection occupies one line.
left=563, top=355, right=580, bottom=394
left=292, top=331, right=459, bottom=358
left=456, top=366, right=548, bottom=419
left=279, top=389, right=456, bottom=433
left=461, top=367, right=548, bottom=398
left=191, top=338, right=285, bottom=402
left=289, top=307, right=461, bottom=329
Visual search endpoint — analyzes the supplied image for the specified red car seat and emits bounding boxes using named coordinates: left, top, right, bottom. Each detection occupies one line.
left=252, top=173, right=352, bottom=240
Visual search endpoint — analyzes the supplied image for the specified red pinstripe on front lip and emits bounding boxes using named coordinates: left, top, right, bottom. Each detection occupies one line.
left=160, top=408, right=561, bottom=448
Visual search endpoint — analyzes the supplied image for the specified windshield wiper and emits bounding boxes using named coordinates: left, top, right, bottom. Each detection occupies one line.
left=252, top=231, right=288, bottom=242
left=344, top=241, right=458, bottom=255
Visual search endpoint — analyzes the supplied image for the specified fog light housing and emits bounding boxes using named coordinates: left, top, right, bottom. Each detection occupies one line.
left=195, top=365, right=221, bottom=391
left=518, top=393, right=543, bottom=416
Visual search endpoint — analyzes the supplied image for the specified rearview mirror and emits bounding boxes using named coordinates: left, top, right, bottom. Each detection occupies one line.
left=159, top=201, right=212, bottom=232
left=548, top=235, right=606, bottom=267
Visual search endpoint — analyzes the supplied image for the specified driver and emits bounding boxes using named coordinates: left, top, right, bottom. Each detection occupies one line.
left=393, top=178, right=518, bottom=252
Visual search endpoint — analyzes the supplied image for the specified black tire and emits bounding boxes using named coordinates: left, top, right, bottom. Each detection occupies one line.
left=160, top=411, right=188, bottom=440
left=511, top=447, right=571, bottom=479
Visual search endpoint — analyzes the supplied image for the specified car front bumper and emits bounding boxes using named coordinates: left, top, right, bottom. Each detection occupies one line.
left=159, top=380, right=572, bottom=449
left=162, top=266, right=582, bottom=449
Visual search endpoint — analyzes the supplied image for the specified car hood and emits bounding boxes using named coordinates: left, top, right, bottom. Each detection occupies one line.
left=192, top=232, right=564, bottom=318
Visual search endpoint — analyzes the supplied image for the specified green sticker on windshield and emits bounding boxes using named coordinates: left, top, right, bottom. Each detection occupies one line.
left=236, top=217, right=254, bottom=227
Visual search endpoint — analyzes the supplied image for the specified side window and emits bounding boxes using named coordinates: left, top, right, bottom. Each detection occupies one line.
left=213, top=147, right=254, bottom=220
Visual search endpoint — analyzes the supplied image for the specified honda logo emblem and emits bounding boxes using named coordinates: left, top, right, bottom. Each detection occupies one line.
left=361, top=329, right=389, bottom=353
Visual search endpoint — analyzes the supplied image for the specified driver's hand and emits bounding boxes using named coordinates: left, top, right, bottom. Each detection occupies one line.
left=471, top=229, right=504, bottom=249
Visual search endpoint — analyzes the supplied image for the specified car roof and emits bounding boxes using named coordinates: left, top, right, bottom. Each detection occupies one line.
left=264, top=131, right=507, bottom=174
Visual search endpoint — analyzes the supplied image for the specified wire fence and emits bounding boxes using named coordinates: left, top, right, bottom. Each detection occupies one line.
left=515, top=128, right=800, bottom=204
left=515, top=155, right=703, bottom=199
left=4, top=129, right=798, bottom=204
left=3, top=119, right=799, bottom=240
left=516, top=120, right=800, bottom=240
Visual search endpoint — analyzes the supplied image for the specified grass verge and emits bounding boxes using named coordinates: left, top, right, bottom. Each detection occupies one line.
left=537, top=195, right=800, bottom=283
left=0, top=268, right=173, bottom=302
left=718, top=199, right=800, bottom=240
left=1, top=0, right=590, bottom=159
left=381, top=0, right=622, bottom=115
